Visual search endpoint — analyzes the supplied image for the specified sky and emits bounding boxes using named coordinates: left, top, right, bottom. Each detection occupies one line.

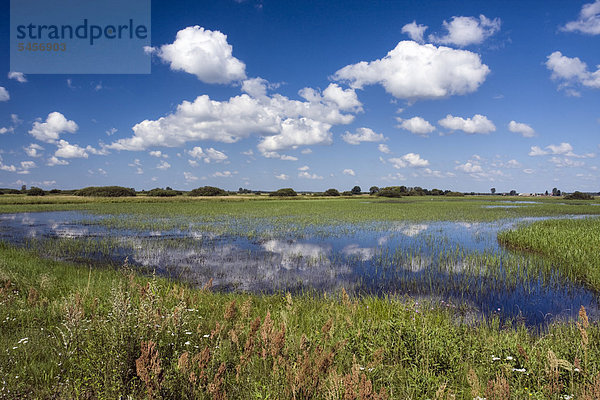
left=0, top=0, right=599, bottom=193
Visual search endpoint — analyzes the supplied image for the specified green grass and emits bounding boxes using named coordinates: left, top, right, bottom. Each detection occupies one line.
left=499, top=217, right=600, bottom=291
left=1, top=244, right=599, bottom=399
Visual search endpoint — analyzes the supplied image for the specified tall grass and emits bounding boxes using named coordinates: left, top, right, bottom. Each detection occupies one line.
left=1, top=244, right=599, bottom=399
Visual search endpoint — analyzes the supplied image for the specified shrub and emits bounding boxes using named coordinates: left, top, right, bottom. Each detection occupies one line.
left=350, top=186, right=362, bottom=195
left=147, top=188, right=178, bottom=197
left=369, top=186, right=380, bottom=195
left=76, top=186, right=136, bottom=197
left=564, top=191, right=594, bottom=200
left=341, top=191, right=353, bottom=196
left=377, top=187, right=403, bottom=198
left=324, top=188, right=340, bottom=196
left=49, top=189, right=62, bottom=194
left=446, top=191, right=464, bottom=197
left=27, top=187, right=46, bottom=196
left=188, top=186, right=228, bottom=196
left=269, top=188, right=297, bottom=197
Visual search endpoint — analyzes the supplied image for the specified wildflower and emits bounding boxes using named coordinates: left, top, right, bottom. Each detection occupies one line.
left=505, top=356, right=513, bottom=361
left=185, top=331, right=192, bottom=335
left=184, top=341, right=191, bottom=346
left=512, top=368, right=526, bottom=373
left=203, top=334, right=209, bottom=338
left=492, top=356, right=500, bottom=361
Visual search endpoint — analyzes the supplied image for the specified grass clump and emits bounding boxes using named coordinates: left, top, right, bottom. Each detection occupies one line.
left=1, top=244, right=600, bottom=398
left=564, top=191, right=594, bottom=200
left=499, top=217, right=600, bottom=290
left=77, top=186, right=136, bottom=197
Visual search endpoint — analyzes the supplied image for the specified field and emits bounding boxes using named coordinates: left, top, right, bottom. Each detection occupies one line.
left=1, top=194, right=599, bottom=399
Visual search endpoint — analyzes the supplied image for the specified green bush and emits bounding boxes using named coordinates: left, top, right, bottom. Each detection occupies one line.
left=269, top=188, right=297, bottom=197
left=188, top=186, right=228, bottom=196
left=27, top=187, right=46, bottom=196
left=377, top=187, right=403, bottom=198
left=76, top=186, right=136, bottom=197
left=324, top=188, right=340, bottom=196
left=446, top=191, right=464, bottom=197
left=147, top=188, right=179, bottom=197
left=564, top=191, right=593, bottom=200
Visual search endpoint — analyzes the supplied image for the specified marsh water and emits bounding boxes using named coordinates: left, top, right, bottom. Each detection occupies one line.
left=1, top=211, right=598, bottom=327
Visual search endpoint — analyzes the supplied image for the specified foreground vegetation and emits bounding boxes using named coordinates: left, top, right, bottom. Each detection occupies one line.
left=1, top=244, right=599, bottom=399
left=499, top=218, right=600, bottom=291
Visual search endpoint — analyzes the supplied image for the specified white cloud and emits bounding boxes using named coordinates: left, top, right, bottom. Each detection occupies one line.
left=389, top=153, right=429, bottom=168
left=184, top=172, right=198, bottom=182
left=106, top=127, right=117, bottom=136
left=0, top=156, right=16, bottom=172
left=0, top=87, right=9, bottom=102
left=188, top=159, right=199, bottom=167
left=156, top=160, right=171, bottom=170
left=528, top=142, right=594, bottom=158
left=47, top=156, right=69, bottom=166
left=562, top=0, right=600, bottom=35
left=275, top=173, right=289, bottom=180
left=298, top=165, right=310, bottom=171
left=298, top=171, right=323, bottom=179
left=55, top=140, right=88, bottom=158
left=523, top=168, right=534, bottom=174
left=401, top=21, right=428, bottom=43
left=8, top=72, right=27, bottom=83
left=29, top=112, right=78, bottom=143
left=301, top=148, right=312, bottom=154
left=0, top=127, right=11, bottom=134
left=261, top=151, right=298, bottom=161
left=109, top=82, right=356, bottom=153
left=24, top=143, right=44, bottom=157
left=152, top=26, right=246, bottom=84
left=455, top=162, right=483, bottom=173
left=508, top=121, right=536, bottom=137
left=17, top=161, right=36, bottom=175
left=506, top=159, right=522, bottom=168
left=341, top=127, right=385, bottom=145
left=545, top=51, right=600, bottom=91
left=378, top=144, right=391, bottom=154
left=438, top=114, right=495, bottom=134
left=149, top=150, right=168, bottom=158
left=397, top=116, right=435, bottom=136
left=343, top=168, right=355, bottom=176
left=214, top=170, right=234, bottom=178
left=187, top=146, right=228, bottom=163
left=549, top=157, right=585, bottom=168
left=429, top=15, right=501, bottom=47
left=333, top=41, right=489, bottom=101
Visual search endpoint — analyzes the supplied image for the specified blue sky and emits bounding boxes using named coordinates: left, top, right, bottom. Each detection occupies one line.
left=1, top=0, right=599, bottom=192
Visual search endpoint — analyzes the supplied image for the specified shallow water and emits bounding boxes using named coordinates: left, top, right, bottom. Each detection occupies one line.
left=0, top=211, right=598, bottom=327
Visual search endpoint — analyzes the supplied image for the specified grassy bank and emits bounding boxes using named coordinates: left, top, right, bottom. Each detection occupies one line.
left=1, top=244, right=599, bottom=399
left=499, top=218, right=600, bottom=291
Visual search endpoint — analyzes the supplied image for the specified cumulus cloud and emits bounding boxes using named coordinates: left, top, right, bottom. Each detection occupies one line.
left=508, top=121, right=536, bottom=137
left=55, top=140, right=88, bottom=158
left=506, top=159, right=522, bottom=168
left=455, top=162, right=483, bottom=173
left=341, top=127, right=385, bottom=145
left=545, top=51, right=600, bottom=92
left=275, top=174, right=289, bottom=180
left=149, top=150, right=168, bottom=158
left=187, top=146, right=228, bottom=163
left=109, top=82, right=356, bottom=154
left=342, top=168, right=355, bottom=176
left=0, top=156, right=16, bottom=172
left=47, top=156, right=69, bottom=166
left=378, top=144, right=391, bottom=154
left=0, top=87, right=9, bottom=101
left=298, top=171, right=323, bottom=179
left=214, top=170, right=234, bottom=178
left=429, top=15, right=501, bottom=47
left=438, top=114, right=495, bottom=134
left=156, top=160, right=171, bottom=170
left=150, top=26, right=246, bottom=84
left=561, top=0, right=600, bottom=35
left=333, top=41, right=489, bottom=101
left=401, top=21, right=428, bottom=43
left=24, top=143, right=44, bottom=157
left=528, top=142, right=594, bottom=158
left=17, top=161, right=36, bottom=175
left=8, top=72, right=27, bottom=83
left=396, top=116, right=435, bottom=136
left=184, top=172, right=198, bottom=182
left=549, top=157, right=585, bottom=168
left=388, top=153, right=429, bottom=168
left=29, top=112, right=78, bottom=143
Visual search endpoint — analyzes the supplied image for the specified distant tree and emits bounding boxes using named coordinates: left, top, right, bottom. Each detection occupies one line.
left=21, top=185, right=26, bottom=193
left=49, top=189, right=61, bottom=194
left=269, top=188, right=297, bottom=197
left=369, top=186, right=379, bottom=195
left=564, top=191, right=593, bottom=200
left=77, top=186, right=136, bottom=197
left=324, top=188, right=340, bottom=196
left=545, top=190, right=549, bottom=196
left=409, top=186, right=425, bottom=196
left=147, top=188, right=178, bottom=197
left=377, top=186, right=403, bottom=198
left=552, top=187, right=559, bottom=196
left=431, top=188, right=443, bottom=196
left=351, top=186, right=362, bottom=195
left=490, top=188, right=496, bottom=194
left=238, top=187, right=252, bottom=194
left=27, top=187, right=45, bottom=196
left=446, top=191, right=464, bottom=197
left=188, top=186, right=228, bottom=196
left=341, top=191, right=353, bottom=196
left=165, top=186, right=173, bottom=191
left=509, top=190, right=517, bottom=196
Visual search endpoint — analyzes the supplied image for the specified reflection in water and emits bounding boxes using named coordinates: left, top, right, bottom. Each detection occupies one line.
left=0, top=211, right=598, bottom=327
